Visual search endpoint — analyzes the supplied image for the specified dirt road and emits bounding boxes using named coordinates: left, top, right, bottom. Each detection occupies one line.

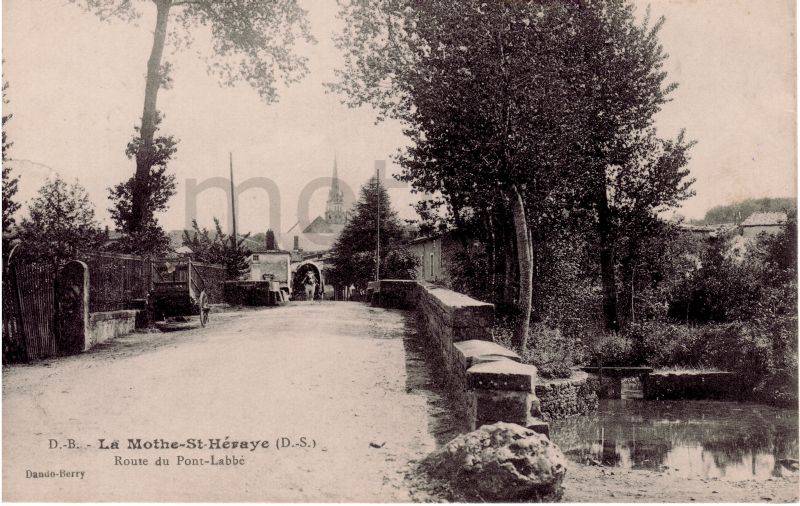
left=3, top=302, right=457, bottom=502
left=6, top=301, right=797, bottom=502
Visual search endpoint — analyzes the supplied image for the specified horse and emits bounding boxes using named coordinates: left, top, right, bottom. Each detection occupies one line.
left=302, top=271, right=317, bottom=301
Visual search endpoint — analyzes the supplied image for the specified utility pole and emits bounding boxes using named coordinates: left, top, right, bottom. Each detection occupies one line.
left=375, top=164, right=380, bottom=282
left=229, top=152, right=238, bottom=250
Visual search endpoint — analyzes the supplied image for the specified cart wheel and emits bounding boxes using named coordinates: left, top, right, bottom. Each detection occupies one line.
left=199, top=291, right=210, bottom=327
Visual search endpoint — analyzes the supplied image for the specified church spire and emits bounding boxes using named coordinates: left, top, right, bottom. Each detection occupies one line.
left=325, top=155, right=346, bottom=225
left=332, top=155, right=340, bottom=192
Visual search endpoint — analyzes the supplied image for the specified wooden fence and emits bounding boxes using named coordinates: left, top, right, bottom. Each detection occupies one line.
left=2, top=252, right=226, bottom=363
left=3, top=263, right=58, bottom=361
left=192, top=262, right=226, bottom=302
left=80, top=252, right=160, bottom=312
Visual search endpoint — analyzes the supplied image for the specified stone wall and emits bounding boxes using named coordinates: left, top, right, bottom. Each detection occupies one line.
left=533, top=372, right=599, bottom=422
left=86, top=310, right=138, bottom=350
left=369, top=280, right=594, bottom=434
left=224, top=281, right=284, bottom=306
left=368, top=279, right=419, bottom=309
left=643, top=370, right=741, bottom=400
left=55, top=261, right=138, bottom=354
left=581, top=367, right=653, bottom=399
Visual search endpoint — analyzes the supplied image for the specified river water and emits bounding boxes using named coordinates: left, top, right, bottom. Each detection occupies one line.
left=551, top=399, right=799, bottom=481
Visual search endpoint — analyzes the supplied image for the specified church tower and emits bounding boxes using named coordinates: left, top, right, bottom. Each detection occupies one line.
left=325, top=157, right=347, bottom=225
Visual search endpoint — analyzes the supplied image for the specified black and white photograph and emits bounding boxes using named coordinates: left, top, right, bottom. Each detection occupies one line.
left=1, top=0, right=798, bottom=502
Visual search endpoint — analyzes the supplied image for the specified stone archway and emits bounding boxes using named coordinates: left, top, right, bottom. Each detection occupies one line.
left=291, top=261, right=324, bottom=300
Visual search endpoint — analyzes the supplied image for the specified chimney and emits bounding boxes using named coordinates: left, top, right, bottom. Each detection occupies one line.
left=265, top=229, right=276, bottom=250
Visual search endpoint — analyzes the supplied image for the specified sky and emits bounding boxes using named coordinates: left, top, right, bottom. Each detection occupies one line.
left=2, top=0, right=796, bottom=239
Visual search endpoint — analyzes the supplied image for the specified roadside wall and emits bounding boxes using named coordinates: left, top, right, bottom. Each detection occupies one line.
left=368, top=279, right=594, bottom=434
left=86, top=310, right=138, bottom=350
left=533, top=372, right=599, bottom=422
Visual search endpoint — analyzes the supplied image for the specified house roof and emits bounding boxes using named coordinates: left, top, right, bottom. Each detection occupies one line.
left=677, top=223, right=735, bottom=237
left=741, top=212, right=787, bottom=227
left=250, top=248, right=291, bottom=255
left=241, top=237, right=264, bottom=250
left=407, top=229, right=459, bottom=245
left=301, top=216, right=345, bottom=234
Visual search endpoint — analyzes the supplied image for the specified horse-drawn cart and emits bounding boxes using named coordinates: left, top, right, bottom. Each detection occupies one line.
left=150, top=260, right=211, bottom=327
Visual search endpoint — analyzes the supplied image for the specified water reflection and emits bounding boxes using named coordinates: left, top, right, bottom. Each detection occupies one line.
left=552, top=400, right=799, bottom=481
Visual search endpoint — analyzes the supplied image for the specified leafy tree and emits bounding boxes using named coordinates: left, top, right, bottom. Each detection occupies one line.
left=332, top=0, right=585, bottom=349
left=542, top=1, right=696, bottom=332
left=332, top=0, right=694, bottom=343
left=2, top=80, right=20, bottom=264
left=182, top=218, right=251, bottom=279
left=759, top=215, right=798, bottom=285
left=107, top=112, right=177, bottom=255
left=17, top=176, right=107, bottom=267
left=182, top=219, right=214, bottom=261
left=667, top=233, right=761, bottom=323
left=69, top=0, right=315, bottom=234
left=328, top=176, right=417, bottom=290
left=611, top=132, right=696, bottom=324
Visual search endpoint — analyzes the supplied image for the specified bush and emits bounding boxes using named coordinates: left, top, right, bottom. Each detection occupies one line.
left=586, top=332, right=637, bottom=367
left=590, top=317, right=798, bottom=406
left=624, top=321, right=708, bottom=368
left=704, top=317, right=798, bottom=405
left=492, top=319, right=584, bottom=379
left=524, top=324, right=585, bottom=379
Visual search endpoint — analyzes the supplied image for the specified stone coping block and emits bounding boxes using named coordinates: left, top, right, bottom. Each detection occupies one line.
left=468, top=359, right=538, bottom=392
left=424, top=284, right=494, bottom=309
left=581, top=366, right=653, bottom=377
left=650, top=368, right=729, bottom=376
left=473, top=389, right=535, bottom=427
left=535, top=370, right=590, bottom=387
left=88, top=310, right=138, bottom=323
left=454, top=339, right=521, bottom=369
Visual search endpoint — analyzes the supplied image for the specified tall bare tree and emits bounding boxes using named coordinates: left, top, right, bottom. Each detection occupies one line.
left=70, top=0, right=315, bottom=233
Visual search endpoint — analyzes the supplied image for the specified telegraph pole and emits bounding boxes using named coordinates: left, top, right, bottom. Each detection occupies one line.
left=229, top=152, right=238, bottom=250
left=375, top=163, right=380, bottom=282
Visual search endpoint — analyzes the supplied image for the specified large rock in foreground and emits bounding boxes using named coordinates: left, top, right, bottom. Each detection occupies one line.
left=420, top=422, right=567, bottom=502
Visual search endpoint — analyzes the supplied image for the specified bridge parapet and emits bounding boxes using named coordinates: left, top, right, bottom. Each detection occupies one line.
left=369, top=280, right=547, bottom=435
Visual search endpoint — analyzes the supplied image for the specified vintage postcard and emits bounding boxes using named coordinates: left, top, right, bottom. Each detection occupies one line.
left=1, top=0, right=798, bottom=502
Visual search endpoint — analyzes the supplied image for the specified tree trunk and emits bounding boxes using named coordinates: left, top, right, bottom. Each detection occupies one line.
left=596, top=183, right=619, bottom=332
left=511, top=186, right=532, bottom=351
left=502, top=225, right=516, bottom=307
left=131, top=0, right=171, bottom=232
left=529, top=226, right=543, bottom=324
left=486, top=212, right=498, bottom=301
left=630, top=265, right=636, bottom=325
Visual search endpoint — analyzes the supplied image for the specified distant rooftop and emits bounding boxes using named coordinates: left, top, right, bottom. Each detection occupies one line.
left=677, top=222, right=735, bottom=237
left=741, top=212, right=787, bottom=227
left=250, top=248, right=291, bottom=255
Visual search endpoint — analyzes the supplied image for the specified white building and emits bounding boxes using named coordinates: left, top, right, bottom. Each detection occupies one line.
left=740, top=212, right=788, bottom=238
